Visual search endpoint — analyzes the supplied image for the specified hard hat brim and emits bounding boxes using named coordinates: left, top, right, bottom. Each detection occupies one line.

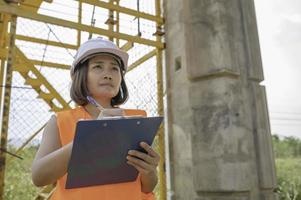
left=71, top=48, right=128, bottom=76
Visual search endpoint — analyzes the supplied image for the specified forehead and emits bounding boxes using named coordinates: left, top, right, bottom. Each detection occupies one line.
left=88, top=54, right=119, bottom=64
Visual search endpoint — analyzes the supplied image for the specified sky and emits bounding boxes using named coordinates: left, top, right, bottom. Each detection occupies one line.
left=254, top=0, right=301, bottom=138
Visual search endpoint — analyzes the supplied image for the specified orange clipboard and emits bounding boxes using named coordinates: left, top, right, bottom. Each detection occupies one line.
left=65, top=116, right=163, bottom=189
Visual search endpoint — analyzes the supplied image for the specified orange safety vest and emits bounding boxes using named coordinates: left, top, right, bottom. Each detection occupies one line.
left=49, top=106, right=155, bottom=200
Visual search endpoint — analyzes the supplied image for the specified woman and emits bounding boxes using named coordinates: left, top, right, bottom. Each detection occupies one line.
left=31, top=37, right=160, bottom=200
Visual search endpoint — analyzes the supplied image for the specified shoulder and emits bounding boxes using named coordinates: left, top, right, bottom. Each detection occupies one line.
left=55, top=107, right=85, bottom=127
left=56, top=107, right=82, bottom=118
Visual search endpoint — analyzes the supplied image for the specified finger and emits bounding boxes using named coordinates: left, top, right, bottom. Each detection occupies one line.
left=100, top=109, right=124, bottom=117
left=127, top=155, right=155, bottom=171
left=127, top=161, right=148, bottom=174
left=128, top=150, right=156, bottom=165
left=109, top=108, right=124, bottom=116
left=140, top=142, right=160, bottom=161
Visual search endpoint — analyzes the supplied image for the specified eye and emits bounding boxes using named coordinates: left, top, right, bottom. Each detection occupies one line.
left=93, top=65, right=103, bottom=69
left=112, top=66, right=119, bottom=71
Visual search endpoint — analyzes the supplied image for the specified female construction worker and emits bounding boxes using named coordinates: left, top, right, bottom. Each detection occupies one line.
left=31, top=37, right=159, bottom=200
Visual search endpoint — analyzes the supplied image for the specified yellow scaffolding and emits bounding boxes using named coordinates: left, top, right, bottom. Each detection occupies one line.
left=0, top=0, right=166, bottom=199
left=155, top=1, right=166, bottom=200
left=0, top=13, right=16, bottom=199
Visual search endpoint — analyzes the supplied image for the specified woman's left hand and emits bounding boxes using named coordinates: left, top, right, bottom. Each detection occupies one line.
left=127, top=142, right=160, bottom=176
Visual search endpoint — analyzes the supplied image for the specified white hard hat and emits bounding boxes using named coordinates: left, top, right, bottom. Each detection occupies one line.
left=70, top=37, right=129, bottom=76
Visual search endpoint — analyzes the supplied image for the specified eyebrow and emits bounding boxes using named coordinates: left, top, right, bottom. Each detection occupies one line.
left=91, top=61, right=119, bottom=65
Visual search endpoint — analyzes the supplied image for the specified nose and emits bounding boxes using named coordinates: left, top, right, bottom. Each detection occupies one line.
left=103, top=75, right=112, bottom=80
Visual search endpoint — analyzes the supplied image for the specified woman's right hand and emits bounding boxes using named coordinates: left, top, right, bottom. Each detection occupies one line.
left=97, top=108, right=125, bottom=119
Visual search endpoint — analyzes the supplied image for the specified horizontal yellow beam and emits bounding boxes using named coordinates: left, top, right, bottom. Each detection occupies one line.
left=0, top=2, right=164, bottom=49
left=3, top=41, right=153, bottom=72
left=128, top=49, right=156, bottom=72
left=30, top=59, right=70, bottom=69
left=15, top=35, right=78, bottom=49
left=29, top=59, right=70, bottom=69
left=19, top=0, right=43, bottom=13
left=6, top=46, right=70, bottom=70
left=81, top=0, right=164, bottom=25
left=16, top=35, right=135, bottom=54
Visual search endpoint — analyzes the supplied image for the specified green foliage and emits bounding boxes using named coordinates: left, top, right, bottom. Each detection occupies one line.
left=4, top=146, right=40, bottom=200
left=3, top=135, right=301, bottom=200
left=272, top=135, right=301, bottom=158
left=273, top=135, right=301, bottom=200
left=276, top=158, right=301, bottom=200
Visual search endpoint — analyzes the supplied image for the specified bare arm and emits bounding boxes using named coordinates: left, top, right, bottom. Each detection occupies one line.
left=31, top=115, right=73, bottom=187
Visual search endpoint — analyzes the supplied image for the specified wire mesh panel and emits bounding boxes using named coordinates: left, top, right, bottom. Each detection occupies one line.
left=1, top=0, right=165, bottom=199
left=4, top=72, right=52, bottom=200
left=125, top=56, right=158, bottom=115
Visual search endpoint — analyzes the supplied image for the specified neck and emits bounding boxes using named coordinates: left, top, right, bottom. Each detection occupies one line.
left=94, top=97, right=112, bottom=109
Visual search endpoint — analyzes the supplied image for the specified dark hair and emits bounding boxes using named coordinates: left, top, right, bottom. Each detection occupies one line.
left=70, top=60, right=129, bottom=107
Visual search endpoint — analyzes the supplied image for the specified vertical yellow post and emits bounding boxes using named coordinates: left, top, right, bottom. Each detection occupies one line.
left=0, top=15, right=17, bottom=200
left=0, top=15, right=4, bottom=111
left=0, top=14, right=9, bottom=48
left=116, top=0, right=120, bottom=47
left=0, top=60, right=4, bottom=113
left=155, top=0, right=166, bottom=200
left=0, top=14, right=9, bottom=110
left=108, top=0, right=114, bottom=42
left=77, top=0, right=82, bottom=47
left=0, top=58, right=5, bottom=104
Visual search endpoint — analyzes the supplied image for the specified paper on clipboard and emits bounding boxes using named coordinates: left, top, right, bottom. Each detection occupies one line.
left=97, top=115, right=145, bottom=120
left=65, top=116, right=163, bottom=189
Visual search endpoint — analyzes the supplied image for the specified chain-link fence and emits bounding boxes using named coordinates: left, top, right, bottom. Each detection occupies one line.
left=2, top=0, right=164, bottom=199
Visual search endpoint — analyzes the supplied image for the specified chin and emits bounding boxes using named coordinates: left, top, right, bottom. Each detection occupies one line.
left=94, top=92, right=117, bottom=99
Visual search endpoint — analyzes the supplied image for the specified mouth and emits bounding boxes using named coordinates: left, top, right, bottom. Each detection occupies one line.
left=99, top=83, right=114, bottom=87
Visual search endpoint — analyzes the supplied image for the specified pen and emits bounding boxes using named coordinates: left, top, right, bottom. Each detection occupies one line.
left=87, top=96, right=124, bottom=119
left=87, top=96, right=104, bottom=115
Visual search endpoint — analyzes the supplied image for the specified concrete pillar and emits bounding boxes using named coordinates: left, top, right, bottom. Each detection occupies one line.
left=163, top=0, right=277, bottom=199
